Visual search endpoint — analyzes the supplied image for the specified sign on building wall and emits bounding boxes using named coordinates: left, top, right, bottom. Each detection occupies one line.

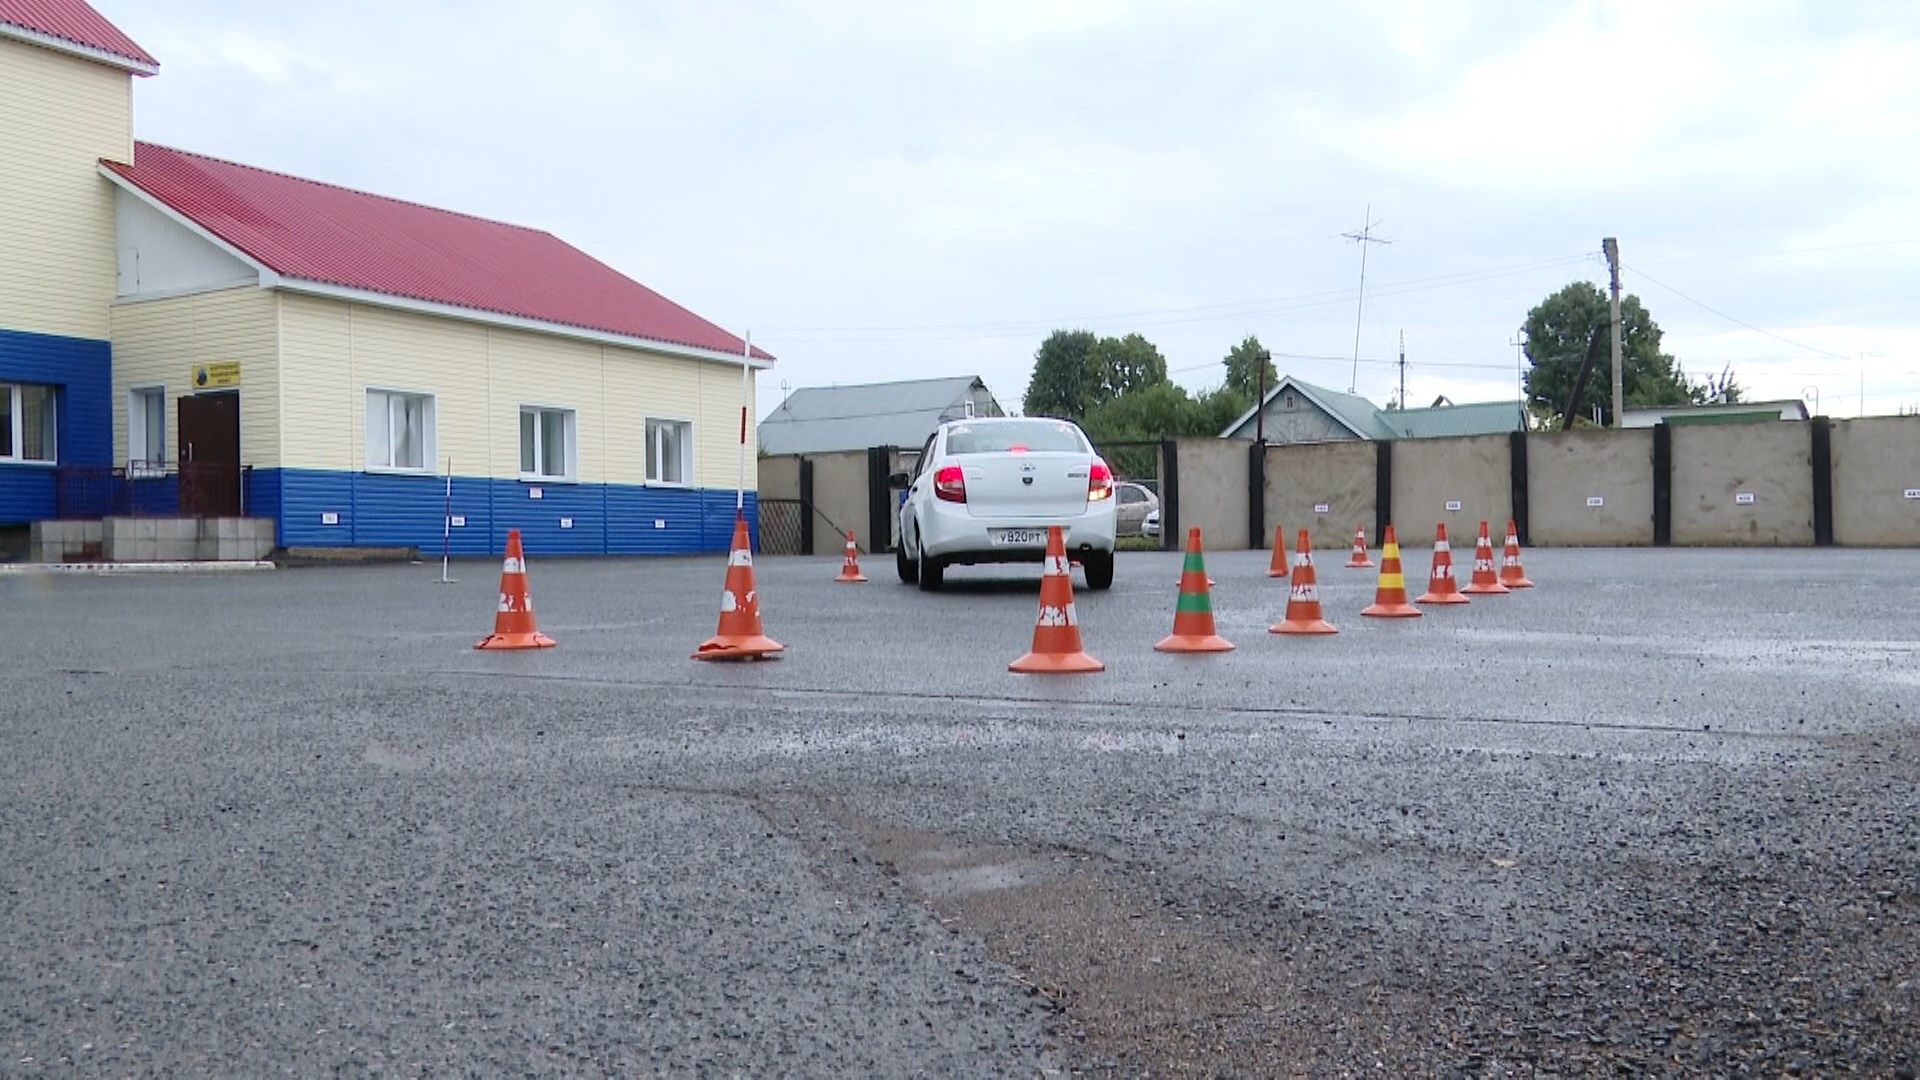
left=192, top=362, right=241, bottom=389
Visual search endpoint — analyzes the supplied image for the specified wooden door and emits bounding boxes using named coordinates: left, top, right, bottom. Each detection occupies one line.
left=178, top=392, right=241, bottom=517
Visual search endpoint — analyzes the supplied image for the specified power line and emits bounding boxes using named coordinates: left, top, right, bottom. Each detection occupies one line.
left=1624, top=264, right=1851, bottom=361
left=755, top=253, right=1593, bottom=340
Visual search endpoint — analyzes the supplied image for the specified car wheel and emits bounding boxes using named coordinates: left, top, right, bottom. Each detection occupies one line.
left=896, top=534, right=918, bottom=584
left=916, top=532, right=944, bottom=592
left=1082, top=551, right=1114, bottom=591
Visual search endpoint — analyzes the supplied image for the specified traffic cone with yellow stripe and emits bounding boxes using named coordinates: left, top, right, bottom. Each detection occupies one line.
left=834, top=530, right=868, bottom=583
left=1416, top=523, right=1470, bottom=605
left=1461, top=520, right=1511, bottom=595
left=1156, top=527, right=1233, bottom=653
left=476, top=529, right=557, bottom=650
left=1271, top=528, right=1337, bottom=635
left=1500, top=520, right=1535, bottom=588
left=1011, top=525, right=1104, bottom=674
left=1361, top=524, right=1422, bottom=618
left=1346, top=524, right=1374, bottom=568
left=693, top=515, right=784, bottom=661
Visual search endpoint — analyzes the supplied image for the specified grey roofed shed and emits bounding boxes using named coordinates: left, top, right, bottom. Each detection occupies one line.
left=757, top=375, right=1004, bottom=455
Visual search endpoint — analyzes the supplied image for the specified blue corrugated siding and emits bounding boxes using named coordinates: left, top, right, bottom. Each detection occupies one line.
left=265, top=468, right=755, bottom=555
left=0, top=328, right=111, bottom=524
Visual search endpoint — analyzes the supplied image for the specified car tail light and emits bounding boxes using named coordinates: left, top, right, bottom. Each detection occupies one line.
left=1088, top=460, right=1114, bottom=501
left=934, top=464, right=967, bottom=503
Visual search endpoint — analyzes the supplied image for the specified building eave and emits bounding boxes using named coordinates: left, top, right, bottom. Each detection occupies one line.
left=0, top=22, right=156, bottom=74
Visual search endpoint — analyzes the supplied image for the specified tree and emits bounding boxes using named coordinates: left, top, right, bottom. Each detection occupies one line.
left=1522, top=282, right=1694, bottom=426
left=1090, top=333, right=1168, bottom=401
left=1022, top=330, right=1169, bottom=420
left=1222, top=335, right=1278, bottom=401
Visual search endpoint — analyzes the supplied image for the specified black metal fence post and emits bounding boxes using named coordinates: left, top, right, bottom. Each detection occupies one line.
left=1374, top=440, right=1393, bottom=543
left=1248, top=440, right=1266, bottom=550
left=1811, top=417, right=1834, bottom=546
left=1509, top=431, right=1530, bottom=546
left=866, top=446, right=893, bottom=552
left=1652, top=422, right=1673, bottom=546
left=798, top=457, right=815, bottom=554
left=1160, top=439, right=1180, bottom=551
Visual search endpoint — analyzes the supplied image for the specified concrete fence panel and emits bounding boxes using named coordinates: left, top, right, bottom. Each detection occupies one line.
left=1173, top=437, right=1251, bottom=550
left=1671, top=422, right=1813, bottom=546
left=1527, top=429, right=1655, bottom=546
left=758, top=456, right=801, bottom=501
left=1390, top=434, right=1512, bottom=543
left=1265, top=441, right=1376, bottom=549
left=808, top=451, right=876, bottom=555
left=1830, top=415, right=1920, bottom=546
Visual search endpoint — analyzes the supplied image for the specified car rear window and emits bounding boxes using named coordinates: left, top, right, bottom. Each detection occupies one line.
left=944, top=420, right=1087, bottom=455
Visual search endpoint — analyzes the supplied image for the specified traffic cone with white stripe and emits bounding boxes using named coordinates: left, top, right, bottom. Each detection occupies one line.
left=1361, top=524, right=1422, bottom=618
left=1416, top=523, right=1470, bottom=605
left=476, top=529, right=556, bottom=650
left=1345, top=524, right=1374, bottom=568
left=1271, top=528, right=1337, bottom=635
left=834, top=530, right=868, bottom=583
left=1156, top=526, right=1233, bottom=653
left=1500, top=520, right=1535, bottom=588
left=1461, top=520, right=1511, bottom=595
left=693, top=514, right=784, bottom=661
left=1011, top=525, right=1104, bottom=674
left=1268, top=523, right=1289, bottom=577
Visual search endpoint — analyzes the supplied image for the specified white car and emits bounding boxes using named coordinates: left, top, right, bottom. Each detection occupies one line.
left=893, top=416, right=1117, bottom=591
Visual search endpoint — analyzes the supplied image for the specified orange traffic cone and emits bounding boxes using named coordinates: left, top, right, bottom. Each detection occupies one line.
left=1156, top=527, right=1233, bottom=653
left=1268, top=523, right=1289, bottom=577
left=1346, top=524, right=1374, bottom=568
left=1416, top=523, right=1470, bottom=605
left=1461, top=520, right=1511, bottom=595
left=476, top=529, right=557, bottom=650
left=1500, top=520, right=1535, bottom=588
left=1272, top=528, right=1337, bottom=635
left=1361, top=524, right=1422, bottom=618
left=834, top=530, right=868, bottom=583
left=1011, top=525, right=1104, bottom=674
left=693, top=514, right=784, bottom=661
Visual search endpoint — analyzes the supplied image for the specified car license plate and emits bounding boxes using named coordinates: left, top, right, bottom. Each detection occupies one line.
left=992, top=528, right=1046, bottom=545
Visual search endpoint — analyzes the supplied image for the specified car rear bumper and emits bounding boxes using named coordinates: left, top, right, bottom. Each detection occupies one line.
left=919, top=501, right=1116, bottom=563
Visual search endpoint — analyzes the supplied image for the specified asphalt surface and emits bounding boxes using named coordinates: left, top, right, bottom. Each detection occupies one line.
left=2, top=544, right=1916, bottom=1075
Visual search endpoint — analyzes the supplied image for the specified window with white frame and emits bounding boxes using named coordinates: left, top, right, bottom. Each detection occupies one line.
left=519, top=405, right=575, bottom=479
left=0, top=383, right=57, bottom=463
left=365, top=389, right=436, bottom=472
left=129, top=387, right=166, bottom=468
left=645, top=417, right=692, bottom=485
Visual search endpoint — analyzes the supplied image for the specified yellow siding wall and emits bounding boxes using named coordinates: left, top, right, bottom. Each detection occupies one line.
left=109, top=286, right=281, bottom=466
left=277, top=293, right=757, bottom=487
left=0, top=37, right=131, bottom=340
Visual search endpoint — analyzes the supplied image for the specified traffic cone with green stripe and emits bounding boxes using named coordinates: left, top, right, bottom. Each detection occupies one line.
left=1155, top=526, right=1233, bottom=653
left=1271, top=528, right=1338, bottom=635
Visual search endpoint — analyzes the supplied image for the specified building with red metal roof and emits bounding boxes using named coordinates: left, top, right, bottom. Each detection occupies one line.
left=1, top=0, right=772, bottom=558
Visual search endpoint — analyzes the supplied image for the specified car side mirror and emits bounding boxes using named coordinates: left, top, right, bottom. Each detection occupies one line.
left=887, top=471, right=912, bottom=489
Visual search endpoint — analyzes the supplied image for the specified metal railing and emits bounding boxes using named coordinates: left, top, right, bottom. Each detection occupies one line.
left=54, top=462, right=251, bottom=519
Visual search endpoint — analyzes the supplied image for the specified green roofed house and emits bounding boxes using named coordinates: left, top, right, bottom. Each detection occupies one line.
left=1220, top=376, right=1526, bottom=443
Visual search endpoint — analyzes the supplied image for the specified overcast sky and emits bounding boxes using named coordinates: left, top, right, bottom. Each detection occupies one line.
left=104, top=1, right=1919, bottom=418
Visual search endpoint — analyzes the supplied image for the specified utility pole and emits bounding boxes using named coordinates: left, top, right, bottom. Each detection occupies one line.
left=1397, top=331, right=1407, bottom=409
left=1342, top=206, right=1392, bottom=393
left=1510, top=330, right=1526, bottom=409
left=1255, top=348, right=1270, bottom=443
left=1602, top=237, right=1623, bottom=427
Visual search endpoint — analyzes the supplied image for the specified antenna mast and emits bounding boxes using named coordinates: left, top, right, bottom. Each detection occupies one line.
left=1341, top=205, right=1392, bottom=393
